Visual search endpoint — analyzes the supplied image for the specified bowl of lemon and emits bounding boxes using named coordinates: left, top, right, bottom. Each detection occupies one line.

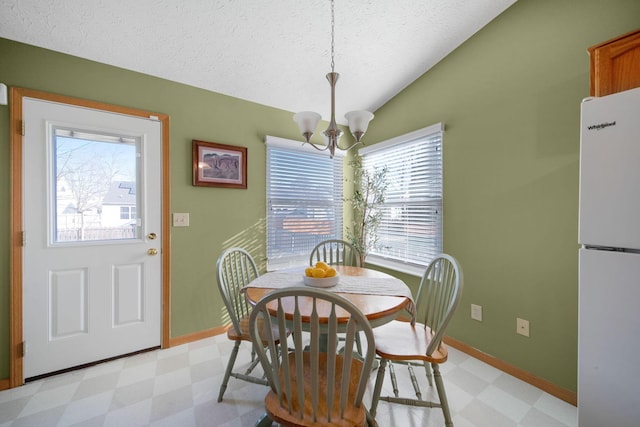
left=303, top=262, right=339, bottom=288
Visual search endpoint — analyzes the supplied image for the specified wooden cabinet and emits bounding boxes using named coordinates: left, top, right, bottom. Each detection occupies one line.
left=588, top=29, right=640, bottom=96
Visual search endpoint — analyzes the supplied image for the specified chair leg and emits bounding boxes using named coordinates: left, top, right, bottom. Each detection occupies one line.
left=243, top=356, right=262, bottom=376
left=370, top=358, right=388, bottom=417
left=365, top=408, right=378, bottom=427
left=255, top=412, right=273, bottom=427
left=432, top=362, right=454, bottom=427
left=424, top=360, right=433, bottom=386
left=218, top=340, right=241, bottom=402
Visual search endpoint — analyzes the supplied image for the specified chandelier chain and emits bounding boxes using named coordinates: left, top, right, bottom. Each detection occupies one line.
left=292, top=0, right=373, bottom=158
left=330, top=0, right=335, bottom=72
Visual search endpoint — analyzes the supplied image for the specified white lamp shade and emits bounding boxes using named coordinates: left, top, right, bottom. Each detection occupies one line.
left=345, top=110, right=374, bottom=135
left=293, top=111, right=321, bottom=135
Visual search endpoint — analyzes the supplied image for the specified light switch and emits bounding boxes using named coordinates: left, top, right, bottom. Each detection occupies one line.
left=471, top=304, right=482, bottom=321
left=173, top=213, right=190, bottom=227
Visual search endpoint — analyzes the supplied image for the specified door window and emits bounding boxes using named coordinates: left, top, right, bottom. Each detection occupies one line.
left=52, top=127, right=140, bottom=244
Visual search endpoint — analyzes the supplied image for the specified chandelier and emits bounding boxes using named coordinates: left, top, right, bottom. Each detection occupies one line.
left=293, top=0, right=374, bottom=158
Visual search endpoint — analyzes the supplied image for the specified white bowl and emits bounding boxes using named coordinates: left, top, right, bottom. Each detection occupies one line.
left=302, top=273, right=339, bottom=288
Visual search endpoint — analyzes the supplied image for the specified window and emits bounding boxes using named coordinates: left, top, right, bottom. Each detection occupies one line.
left=53, top=127, right=139, bottom=243
left=359, top=123, right=443, bottom=276
left=266, top=136, right=344, bottom=270
left=120, top=206, right=136, bottom=220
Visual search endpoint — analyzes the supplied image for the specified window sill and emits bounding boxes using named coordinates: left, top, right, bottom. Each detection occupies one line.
left=364, top=255, right=425, bottom=278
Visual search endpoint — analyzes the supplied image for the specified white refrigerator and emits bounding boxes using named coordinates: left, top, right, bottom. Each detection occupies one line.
left=578, top=86, right=640, bottom=426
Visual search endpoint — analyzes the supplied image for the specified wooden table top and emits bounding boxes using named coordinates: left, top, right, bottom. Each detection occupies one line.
left=244, top=266, right=411, bottom=326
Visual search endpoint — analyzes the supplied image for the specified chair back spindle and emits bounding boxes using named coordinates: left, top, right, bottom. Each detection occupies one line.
left=309, top=239, right=362, bottom=267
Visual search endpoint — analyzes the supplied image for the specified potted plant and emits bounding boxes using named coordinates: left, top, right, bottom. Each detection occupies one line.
left=345, top=154, right=388, bottom=266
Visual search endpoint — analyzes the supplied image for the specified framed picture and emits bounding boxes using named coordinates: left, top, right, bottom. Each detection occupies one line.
left=192, top=140, right=247, bottom=189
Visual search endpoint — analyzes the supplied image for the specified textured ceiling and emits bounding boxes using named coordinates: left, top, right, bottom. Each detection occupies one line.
left=0, top=0, right=516, bottom=124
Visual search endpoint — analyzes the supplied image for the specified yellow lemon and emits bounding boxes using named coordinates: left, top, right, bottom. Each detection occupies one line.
left=311, top=267, right=326, bottom=278
left=304, top=267, right=315, bottom=277
left=315, top=261, right=330, bottom=271
left=324, top=267, right=337, bottom=277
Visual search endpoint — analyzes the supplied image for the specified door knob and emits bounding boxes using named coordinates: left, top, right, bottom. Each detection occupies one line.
left=147, top=232, right=157, bottom=240
left=147, top=248, right=158, bottom=256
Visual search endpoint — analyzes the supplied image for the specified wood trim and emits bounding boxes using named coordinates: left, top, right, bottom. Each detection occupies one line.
left=159, top=115, right=171, bottom=350
left=587, top=28, right=640, bottom=55
left=9, top=88, right=24, bottom=388
left=444, top=336, right=577, bottom=406
left=0, top=378, right=10, bottom=392
left=8, top=87, right=171, bottom=388
left=168, top=326, right=230, bottom=348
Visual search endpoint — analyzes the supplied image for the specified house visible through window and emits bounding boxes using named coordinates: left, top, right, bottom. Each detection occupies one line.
left=266, top=136, right=344, bottom=271
left=359, top=123, right=444, bottom=276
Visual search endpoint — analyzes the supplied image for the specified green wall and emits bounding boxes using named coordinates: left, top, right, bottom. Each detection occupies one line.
left=366, top=0, right=639, bottom=392
left=0, top=36, right=332, bottom=380
left=0, top=0, right=638, bottom=393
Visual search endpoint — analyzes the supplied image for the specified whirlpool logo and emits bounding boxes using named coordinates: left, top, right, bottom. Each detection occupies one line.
left=587, top=121, right=616, bottom=131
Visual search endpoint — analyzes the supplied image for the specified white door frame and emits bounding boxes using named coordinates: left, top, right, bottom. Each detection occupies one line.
left=9, top=87, right=171, bottom=387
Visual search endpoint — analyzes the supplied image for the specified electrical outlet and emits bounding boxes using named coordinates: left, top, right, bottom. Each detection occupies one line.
left=173, top=212, right=190, bottom=227
left=471, top=304, right=482, bottom=321
left=516, top=318, right=530, bottom=337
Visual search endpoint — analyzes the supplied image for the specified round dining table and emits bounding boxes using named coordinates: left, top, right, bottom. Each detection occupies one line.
left=243, top=265, right=413, bottom=328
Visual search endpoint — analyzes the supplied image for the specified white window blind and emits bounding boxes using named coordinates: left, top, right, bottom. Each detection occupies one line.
left=266, top=136, right=344, bottom=270
left=360, top=124, right=443, bottom=274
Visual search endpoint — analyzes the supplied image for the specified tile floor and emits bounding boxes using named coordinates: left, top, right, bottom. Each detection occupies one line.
left=0, top=334, right=577, bottom=426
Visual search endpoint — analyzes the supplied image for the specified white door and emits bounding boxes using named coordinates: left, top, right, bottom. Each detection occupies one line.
left=23, top=97, right=162, bottom=379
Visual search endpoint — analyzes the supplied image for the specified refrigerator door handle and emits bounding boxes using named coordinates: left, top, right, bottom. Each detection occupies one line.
left=583, top=245, right=640, bottom=254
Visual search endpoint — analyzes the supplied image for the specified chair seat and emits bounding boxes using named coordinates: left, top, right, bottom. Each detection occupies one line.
left=227, top=314, right=284, bottom=344
left=373, top=320, right=448, bottom=363
left=264, top=352, right=367, bottom=427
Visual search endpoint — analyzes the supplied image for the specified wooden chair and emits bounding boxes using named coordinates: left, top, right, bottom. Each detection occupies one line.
left=310, top=239, right=362, bottom=267
left=249, top=287, right=377, bottom=427
left=216, top=247, right=277, bottom=402
left=370, top=254, right=463, bottom=427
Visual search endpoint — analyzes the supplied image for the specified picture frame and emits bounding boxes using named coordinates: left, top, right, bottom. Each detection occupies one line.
left=192, top=140, right=247, bottom=189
